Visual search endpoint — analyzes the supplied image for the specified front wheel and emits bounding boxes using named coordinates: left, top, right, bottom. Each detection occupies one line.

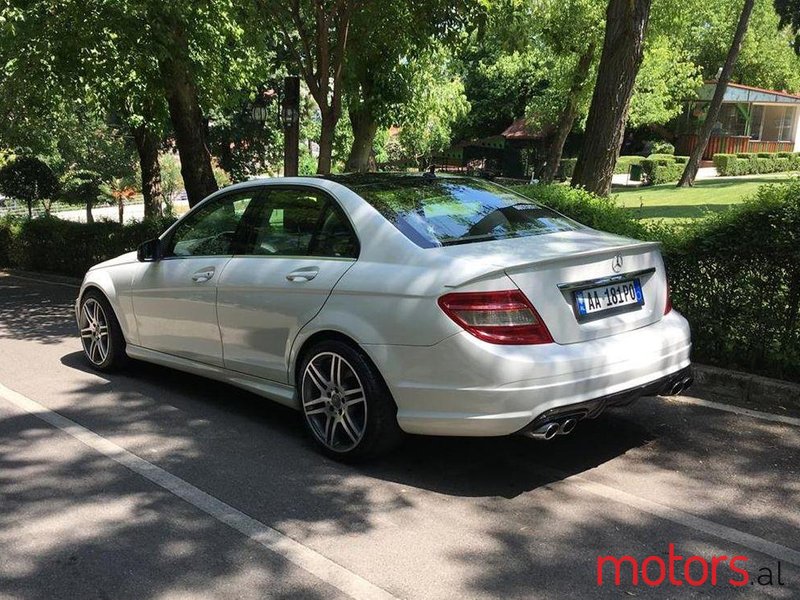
left=299, top=341, right=403, bottom=461
left=78, top=290, right=128, bottom=371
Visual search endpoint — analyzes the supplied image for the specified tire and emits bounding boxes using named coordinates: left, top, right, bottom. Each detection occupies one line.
left=78, top=289, right=128, bottom=372
left=298, top=340, right=403, bottom=461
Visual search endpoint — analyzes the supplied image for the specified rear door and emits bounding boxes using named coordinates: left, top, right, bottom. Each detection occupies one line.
left=216, top=186, right=359, bottom=383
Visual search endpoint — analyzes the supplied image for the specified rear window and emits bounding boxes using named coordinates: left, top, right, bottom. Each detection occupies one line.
left=335, top=175, right=581, bottom=248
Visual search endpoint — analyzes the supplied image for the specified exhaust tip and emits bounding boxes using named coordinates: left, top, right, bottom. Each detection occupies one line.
left=670, top=380, right=685, bottom=396
left=559, top=418, right=578, bottom=435
left=525, top=422, right=561, bottom=441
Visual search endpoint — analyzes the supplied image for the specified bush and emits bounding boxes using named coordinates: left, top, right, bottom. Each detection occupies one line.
left=2, top=216, right=175, bottom=278
left=650, top=141, right=675, bottom=155
left=666, top=182, right=800, bottom=381
left=640, top=155, right=684, bottom=184
left=614, top=155, right=643, bottom=174
left=674, top=155, right=689, bottom=165
left=714, top=150, right=800, bottom=176
left=511, top=181, right=800, bottom=382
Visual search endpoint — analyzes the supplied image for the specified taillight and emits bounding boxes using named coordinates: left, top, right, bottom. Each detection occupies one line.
left=438, top=290, right=553, bottom=345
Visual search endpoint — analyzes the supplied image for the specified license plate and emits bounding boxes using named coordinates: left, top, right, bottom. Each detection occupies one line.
left=574, top=279, right=644, bottom=318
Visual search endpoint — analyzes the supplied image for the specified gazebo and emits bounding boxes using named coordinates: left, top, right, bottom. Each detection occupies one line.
left=676, top=81, right=800, bottom=160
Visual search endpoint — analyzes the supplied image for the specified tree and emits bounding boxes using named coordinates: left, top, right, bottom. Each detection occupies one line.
left=342, top=0, right=476, bottom=172
left=396, top=50, right=470, bottom=167
left=0, top=156, right=59, bottom=218
left=61, top=171, right=103, bottom=224
left=678, top=0, right=756, bottom=187
left=775, top=0, right=800, bottom=52
left=529, top=0, right=604, bottom=183
left=571, top=0, right=653, bottom=196
left=258, top=0, right=358, bottom=174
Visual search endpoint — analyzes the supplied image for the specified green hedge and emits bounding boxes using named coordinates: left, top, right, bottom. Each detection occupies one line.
left=640, top=154, right=685, bottom=185
left=513, top=182, right=800, bottom=383
left=714, top=151, right=800, bottom=176
left=614, top=155, right=643, bottom=174
left=0, top=216, right=175, bottom=278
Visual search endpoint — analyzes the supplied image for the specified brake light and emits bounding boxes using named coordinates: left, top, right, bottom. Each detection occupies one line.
left=438, top=290, right=553, bottom=345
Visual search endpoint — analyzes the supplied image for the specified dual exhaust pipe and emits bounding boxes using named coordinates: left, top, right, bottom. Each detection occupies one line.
left=525, top=417, right=578, bottom=441
left=667, top=376, right=694, bottom=397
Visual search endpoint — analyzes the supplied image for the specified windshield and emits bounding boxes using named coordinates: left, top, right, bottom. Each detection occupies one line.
left=330, top=175, right=581, bottom=248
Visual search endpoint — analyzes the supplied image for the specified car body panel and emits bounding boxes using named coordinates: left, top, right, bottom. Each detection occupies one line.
left=217, top=255, right=356, bottom=382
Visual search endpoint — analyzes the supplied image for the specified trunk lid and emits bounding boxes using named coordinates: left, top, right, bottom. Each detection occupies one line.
left=440, top=229, right=669, bottom=345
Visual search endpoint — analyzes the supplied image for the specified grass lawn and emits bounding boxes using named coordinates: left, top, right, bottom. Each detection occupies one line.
left=612, top=172, right=797, bottom=221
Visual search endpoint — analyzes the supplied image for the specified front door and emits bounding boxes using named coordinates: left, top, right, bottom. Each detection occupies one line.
left=131, top=189, right=261, bottom=366
left=217, top=186, right=359, bottom=382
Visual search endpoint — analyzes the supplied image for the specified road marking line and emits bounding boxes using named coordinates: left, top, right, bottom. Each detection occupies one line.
left=1, top=272, right=80, bottom=289
left=537, top=467, right=800, bottom=567
left=661, top=395, right=800, bottom=428
left=0, top=382, right=397, bottom=600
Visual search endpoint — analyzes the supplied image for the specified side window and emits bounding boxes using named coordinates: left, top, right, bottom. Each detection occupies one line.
left=243, top=188, right=357, bottom=258
left=166, top=192, right=256, bottom=257
left=309, top=203, right=359, bottom=258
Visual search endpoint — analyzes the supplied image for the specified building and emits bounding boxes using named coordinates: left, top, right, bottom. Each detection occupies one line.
left=676, top=81, right=800, bottom=160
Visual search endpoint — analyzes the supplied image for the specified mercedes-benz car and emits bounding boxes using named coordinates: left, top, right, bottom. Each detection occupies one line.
left=76, top=174, right=692, bottom=459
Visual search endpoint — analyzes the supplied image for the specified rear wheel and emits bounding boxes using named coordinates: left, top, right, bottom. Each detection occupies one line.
left=299, top=340, right=402, bottom=461
left=78, top=290, right=127, bottom=371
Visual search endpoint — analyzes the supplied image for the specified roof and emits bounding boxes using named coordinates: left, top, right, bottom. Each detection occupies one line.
left=500, top=117, right=552, bottom=140
left=699, top=81, right=800, bottom=104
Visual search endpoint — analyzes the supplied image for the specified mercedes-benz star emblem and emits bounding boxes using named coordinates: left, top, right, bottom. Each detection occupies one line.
left=612, top=254, right=623, bottom=273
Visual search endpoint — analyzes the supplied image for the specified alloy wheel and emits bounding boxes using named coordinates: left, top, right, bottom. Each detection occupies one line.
left=301, top=351, right=367, bottom=453
left=79, top=298, right=110, bottom=366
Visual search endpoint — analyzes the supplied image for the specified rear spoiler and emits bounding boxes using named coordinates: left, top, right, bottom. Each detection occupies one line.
left=445, top=240, right=662, bottom=289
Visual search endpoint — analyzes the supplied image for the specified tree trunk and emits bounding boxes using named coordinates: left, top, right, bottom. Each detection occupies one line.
left=317, top=110, right=337, bottom=174
left=133, top=124, right=164, bottom=218
left=571, top=0, right=652, bottom=196
left=677, top=0, right=755, bottom=187
left=345, top=105, right=378, bottom=173
left=86, top=199, right=94, bottom=224
left=159, top=28, right=217, bottom=207
left=540, top=44, right=596, bottom=184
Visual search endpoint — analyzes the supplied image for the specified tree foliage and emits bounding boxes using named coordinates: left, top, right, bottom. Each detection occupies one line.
left=0, top=155, right=60, bottom=217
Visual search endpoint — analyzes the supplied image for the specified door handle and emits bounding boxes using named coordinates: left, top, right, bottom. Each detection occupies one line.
left=191, top=269, right=215, bottom=283
left=286, top=267, right=319, bottom=282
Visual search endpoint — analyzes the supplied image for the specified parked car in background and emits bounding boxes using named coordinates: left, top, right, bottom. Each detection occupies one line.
left=76, top=174, right=692, bottom=459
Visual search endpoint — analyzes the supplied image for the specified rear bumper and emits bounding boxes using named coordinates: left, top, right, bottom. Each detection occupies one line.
left=518, top=366, right=693, bottom=435
left=362, top=310, right=692, bottom=436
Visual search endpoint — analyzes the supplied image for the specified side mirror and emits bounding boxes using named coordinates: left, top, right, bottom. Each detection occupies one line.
left=137, top=238, right=162, bottom=262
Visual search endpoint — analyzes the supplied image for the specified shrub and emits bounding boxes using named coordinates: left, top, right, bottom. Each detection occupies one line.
left=665, top=182, right=800, bottom=381
left=714, top=150, right=800, bottom=176
left=650, top=141, right=675, bottom=155
left=614, top=155, right=643, bottom=174
left=713, top=154, right=744, bottom=176
left=673, top=155, right=689, bottom=165
left=640, top=155, right=684, bottom=184
left=4, top=216, right=175, bottom=277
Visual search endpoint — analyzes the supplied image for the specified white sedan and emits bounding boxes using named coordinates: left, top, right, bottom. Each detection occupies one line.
left=76, top=175, right=692, bottom=459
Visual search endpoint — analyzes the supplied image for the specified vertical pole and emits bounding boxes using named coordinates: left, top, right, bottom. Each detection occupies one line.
left=283, top=76, right=300, bottom=177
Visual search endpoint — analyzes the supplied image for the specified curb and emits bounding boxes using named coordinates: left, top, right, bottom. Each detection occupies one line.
left=0, top=268, right=82, bottom=287
left=691, top=363, right=800, bottom=417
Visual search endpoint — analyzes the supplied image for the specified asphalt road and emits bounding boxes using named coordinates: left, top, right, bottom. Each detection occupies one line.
left=0, top=272, right=798, bottom=599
